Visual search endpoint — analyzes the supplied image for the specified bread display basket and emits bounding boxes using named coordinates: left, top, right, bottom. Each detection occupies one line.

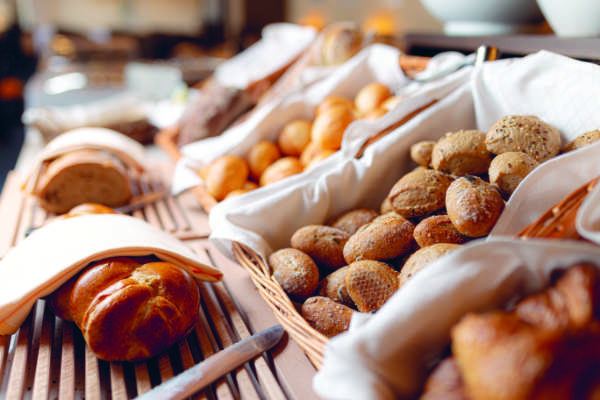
left=188, top=50, right=600, bottom=370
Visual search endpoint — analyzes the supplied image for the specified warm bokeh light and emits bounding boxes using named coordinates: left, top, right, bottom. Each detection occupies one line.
left=362, top=10, right=397, bottom=36
left=299, top=11, right=327, bottom=31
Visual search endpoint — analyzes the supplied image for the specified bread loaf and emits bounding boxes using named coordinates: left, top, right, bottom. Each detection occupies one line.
left=35, top=149, right=132, bottom=214
left=47, top=256, right=200, bottom=362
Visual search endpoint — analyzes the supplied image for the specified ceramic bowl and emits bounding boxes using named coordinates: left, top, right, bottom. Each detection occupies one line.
left=536, top=0, right=600, bottom=37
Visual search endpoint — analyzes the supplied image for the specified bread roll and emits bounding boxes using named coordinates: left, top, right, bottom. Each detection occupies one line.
left=311, top=105, right=355, bottom=150
left=431, top=130, right=492, bottom=176
left=277, top=120, right=312, bottom=157
left=413, top=215, right=470, bottom=247
left=315, top=95, right=354, bottom=117
left=345, top=260, right=399, bottom=313
left=354, top=82, right=391, bottom=116
left=328, top=208, right=379, bottom=235
left=47, top=256, right=200, bottom=361
left=291, top=225, right=350, bottom=270
left=269, top=248, right=320, bottom=302
left=446, top=176, right=505, bottom=237
left=205, top=155, right=249, bottom=201
left=302, top=296, right=354, bottom=338
left=259, top=156, right=303, bottom=186
left=485, top=115, right=561, bottom=163
left=488, top=151, right=539, bottom=198
left=410, top=141, right=436, bottom=167
left=247, top=141, right=281, bottom=180
left=562, top=129, right=600, bottom=153
left=35, top=149, right=132, bottom=214
left=320, top=24, right=363, bottom=66
left=398, top=243, right=461, bottom=288
left=317, top=265, right=355, bottom=308
left=387, top=167, right=454, bottom=219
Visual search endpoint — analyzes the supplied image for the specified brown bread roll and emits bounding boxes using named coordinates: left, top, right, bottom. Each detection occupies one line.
left=445, top=176, right=505, bottom=237
left=343, top=213, right=415, bottom=264
left=205, top=155, right=249, bottom=201
left=311, top=105, right=355, bottom=150
left=413, top=215, right=470, bottom=248
left=410, top=140, right=436, bottom=167
left=485, top=115, right=561, bottom=163
left=302, top=296, right=354, bottom=338
left=247, top=141, right=281, bottom=180
left=291, top=225, right=350, bottom=270
left=47, top=256, right=200, bottom=362
left=315, top=95, right=355, bottom=117
left=345, top=260, right=399, bottom=313
left=35, top=149, right=133, bottom=214
left=387, top=167, right=454, bottom=219
left=277, top=120, right=312, bottom=157
left=562, top=129, right=600, bottom=153
left=431, top=130, right=492, bottom=176
left=317, top=265, right=355, bottom=308
left=320, top=24, right=364, bottom=66
left=488, top=151, right=539, bottom=198
left=398, top=243, right=461, bottom=288
left=328, top=208, right=379, bottom=235
left=354, top=82, right=391, bottom=116
left=269, top=248, right=320, bottom=302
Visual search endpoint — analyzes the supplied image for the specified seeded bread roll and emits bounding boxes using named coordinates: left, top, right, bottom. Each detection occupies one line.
left=398, top=243, right=461, bottom=288
left=431, top=130, right=492, bottom=176
left=317, top=265, right=355, bottom=308
left=413, top=215, right=470, bottom=247
left=345, top=260, right=399, bottom=313
left=445, top=176, right=505, bottom=237
left=562, top=129, right=600, bottom=153
left=328, top=208, right=379, bottom=235
left=485, top=115, right=561, bottom=163
left=35, top=149, right=132, bottom=214
left=387, top=167, right=454, bottom=219
left=291, top=225, right=350, bottom=270
left=269, top=248, right=320, bottom=302
left=410, top=140, right=436, bottom=167
left=488, top=151, right=539, bottom=198
left=302, top=296, right=354, bottom=338
left=47, top=256, right=200, bottom=362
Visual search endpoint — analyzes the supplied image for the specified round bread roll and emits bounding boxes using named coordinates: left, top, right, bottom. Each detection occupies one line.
left=562, top=129, right=600, bottom=153
left=277, top=120, right=312, bottom=157
left=311, top=105, right=355, bottom=150
left=304, top=148, right=336, bottom=170
left=259, top=156, right=303, bottom=186
left=488, top=151, right=539, bottom=198
left=354, top=82, right=391, bottom=116
left=316, top=95, right=354, bottom=117
left=410, top=140, right=436, bottom=167
left=343, top=212, right=415, bottom=264
left=205, top=155, right=249, bottom=201
left=345, top=260, right=399, bottom=313
left=317, top=265, right=355, bottom=308
left=380, top=197, right=394, bottom=214
left=413, top=214, right=470, bottom=247
left=247, top=141, right=281, bottom=180
left=398, top=243, right=461, bottom=288
left=269, top=248, right=320, bottom=302
left=35, top=149, right=133, bottom=214
left=485, top=115, right=561, bottom=163
left=328, top=208, right=379, bottom=235
left=291, top=225, right=350, bottom=270
left=47, top=256, right=200, bottom=361
left=431, top=130, right=492, bottom=176
left=224, top=181, right=259, bottom=199
left=320, top=24, right=363, bottom=66
left=446, top=176, right=505, bottom=237
left=302, top=296, right=354, bottom=338
left=387, top=167, right=454, bottom=219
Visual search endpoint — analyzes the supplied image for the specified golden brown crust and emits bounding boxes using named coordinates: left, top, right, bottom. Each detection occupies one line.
left=488, top=151, right=539, bottom=198
left=354, top=82, right=391, bottom=116
left=420, top=357, right=469, bottom=400
left=311, top=105, right=355, bottom=151
left=317, top=265, right=355, bottom=308
left=301, top=296, right=354, bottom=338
left=485, top=115, right=561, bottom=163
left=445, top=176, right=505, bottom=237
left=410, top=140, right=436, bottom=167
left=205, top=155, right=249, bottom=201
left=49, top=256, right=200, bottom=362
left=277, top=120, right=312, bottom=157
left=398, top=243, right=461, bottom=288
left=36, top=149, right=132, bottom=214
left=388, top=167, right=454, bottom=219
left=291, top=225, right=350, bottom=270
left=343, top=213, right=415, bottom=264
left=413, top=215, right=470, bottom=248
left=562, top=129, right=600, bottom=153
left=269, top=248, right=320, bottom=302
left=259, top=156, right=303, bottom=186
left=247, top=141, right=281, bottom=180
left=431, top=130, right=492, bottom=176
left=328, top=208, right=380, bottom=235
left=345, top=260, right=399, bottom=313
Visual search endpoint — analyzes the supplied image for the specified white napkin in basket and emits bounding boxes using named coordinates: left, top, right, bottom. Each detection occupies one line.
left=312, top=238, right=600, bottom=400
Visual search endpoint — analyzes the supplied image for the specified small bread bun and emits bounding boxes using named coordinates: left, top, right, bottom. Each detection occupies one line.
left=269, top=248, right=320, bottom=302
left=277, top=120, right=312, bottom=157
left=381, top=95, right=404, bottom=111
left=387, top=167, right=454, bottom=219
left=304, top=148, right=336, bottom=170
left=399, top=243, right=461, bottom=288
left=302, top=296, right=354, bottom=338
left=259, top=156, right=303, bottom=186
left=345, top=260, right=399, bottom=313
left=485, top=115, right=561, bottom=163
left=354, top=82, right=391, bottom=116
left=320, top=24, right=363, bottom=66
left=291, top=225, right=350, bottom=270
left=488, top=151, right=539, bottom=198
left=431, top=130, right=492, bottom=176
left=247, top=141, right=281, bottom=180
left=328, top=208, right=379, bottom=235
left=205, top=155, right=249, bottom=201
left=562, top=129, right=600, bottom=153
left=224, top=181, right=259, bottom=199
left=316, top=95, right=354, bottom=117
left=410, top=140, right=436, bottom=167
left=311, top=105, right=355, bottom=150
left=317, top=265, right=355, bottom=308
left=413, top=214, right=470, bottom=247
left=446, top=176, right=505, bottom=237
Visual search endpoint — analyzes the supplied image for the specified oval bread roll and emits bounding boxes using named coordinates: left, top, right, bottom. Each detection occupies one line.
left=413, top=214, right=470, bottom=247
left=311, top=105, right=355, bottom=150
left=317, top=265, right=355, bottom=308
left=316, top=95, right=355, bottom=117
left=291, top=225, right=350, bottom=270
left=410, top=140, right=436, bottom=167
left=328, top=208, right=379, bottom=235
left=302, top=296, right=354, bottom=338
left=277, top=120, right=312, bottom=157
left=354, top=82, right=391, bottom=116
left=488, top=151, right=539, bottom=198
left=431, top=130, right=492, bottom=176
left=398, top=243, right=461, bottom=288
left=446, top=176, right=505, bottom=237
left=269, top=248, right=320, bottom=302
left=345, top=260, right=399, bottom=313
left=562, top=129, right=600, bottom=153
left=259, top=156, right=303, bottom=186
left=485, top=115, right=561, bottom=163
left=387, top=167, right=454, bottom=219
left=247, top=141, right=281, bottom=180
left=205, top=155, right=249, bottom=201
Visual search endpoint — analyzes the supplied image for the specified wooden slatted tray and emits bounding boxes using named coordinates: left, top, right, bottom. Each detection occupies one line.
left=0, top=165, right=317, bottom=400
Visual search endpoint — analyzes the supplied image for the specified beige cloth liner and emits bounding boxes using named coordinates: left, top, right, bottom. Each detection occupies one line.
left=0, top=214, right=222, bottom=335
left=22, top=127, right=148, bottom=195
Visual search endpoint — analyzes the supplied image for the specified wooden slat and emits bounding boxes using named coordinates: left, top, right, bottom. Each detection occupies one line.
left=5, top=311, right=33, bottom=400
left=0, top=172, right=25, bottom=256
left=32, top=303, right=55, bottom=400
left=84, top=345, right=102, bottom=400
left=133, top=363, right=152, bottom=396
left=110, top=363, right=129, bottom=400
left=0, top=335, right=10, bottom=393
left=58, top=322, right=76, bottom=400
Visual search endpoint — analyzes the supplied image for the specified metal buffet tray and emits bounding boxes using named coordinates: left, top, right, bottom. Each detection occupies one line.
left=0, top=164, right=317, bottom=400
